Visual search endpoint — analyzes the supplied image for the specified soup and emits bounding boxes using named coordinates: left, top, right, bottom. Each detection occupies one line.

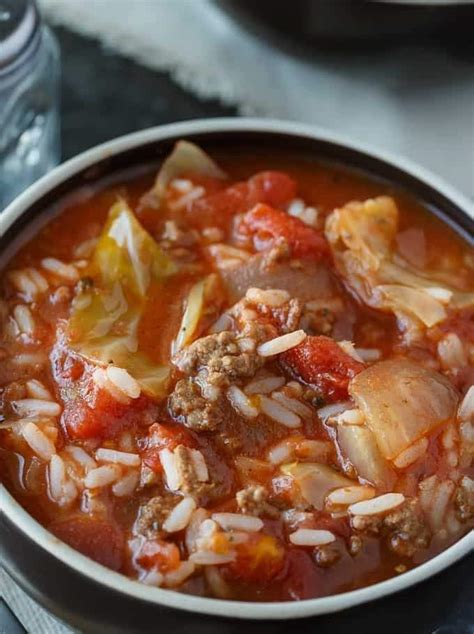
left=0, top=142, right=472, bottom=602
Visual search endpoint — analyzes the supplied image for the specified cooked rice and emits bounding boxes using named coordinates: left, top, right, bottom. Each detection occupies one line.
left=438, top=333, right=467, bottom=369
left=348, top=493, right=405, bottom=516
left=355, top=348, right=382, bottom=362
left=160, top=448, right=181, bottom=491
left=334, top=409, right=364, bottom=426
left=271, top=392, right=312, bottom=419
left=289, top=528, right=336, bottom=546
left=245, top=288, right=290, bottom=307
left=95, top=447, right=141, bottom=467
left=317, top=401, right=351, bottom=422
left=141, top=569, right=164, bottom=587
left=26, top=379, right=52, bottom=401
left=105, top=366, right=141, bottom=399
left=190, top=448, right=209, bottom=482
left=112, top=470, right=140, bottom=497
left=208, top=244, right=251, bottom=261
left=204, top=566, right=231, bottom=599
left=74, top=237, right=98, bottom=259
left=49, top=454, right=77, bottom=506
left=419, top=476, right=455, bottom=530
left=8, top=270, right=39, bottom=299
left=202, top=227, right=225, bottom=243
left=13, top=305, right=35, bottom=335
left=163, top=497, right=197, bottom=533
left=13, top=352, right=47, bottom=367
left=393, top=437, right=429, bottom=469
left=171, top=178, right=194, bottom=193
left=26, top=267, right=49, bottom=292
left=337, top=341, right=364, bottom=363
left=12, top=398, right=61, bottom=417
left=189, top=552, right=236, bottom=565
left=227, top=385, right=259, bottom=419
left=326, top=485, right=375, bottom=507
left=41, top=257, right=80, bottom=282
left=257, top=330, right=306, bottom=357
left=268, top=441, right=293, bottom=465
left=458, top=386, right=474, bottom=421
left=209, top=312, right=233, bottom=334
left=84, top=464, right=121, bottom=488
left=163, top=561, right=196, bottom=587
left=297, top=439, right=333, bottom=461
left=169, top=185, right=205, bottom=211
left=442, top=425, right=457, bottom=450
left=64, top=445, right=97, bottom=471
left=212, top=512, right=263, bottom=532
left=244, top=375, right=285, bottom=395
left=92, top=368, right=130, bottom=405
left=259, top=395, right=301, bottom=428
left=22, top=421, right=56, bottom=460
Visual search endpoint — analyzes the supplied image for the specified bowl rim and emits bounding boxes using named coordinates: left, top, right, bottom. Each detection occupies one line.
left=0, top=117, right=473, bottom=621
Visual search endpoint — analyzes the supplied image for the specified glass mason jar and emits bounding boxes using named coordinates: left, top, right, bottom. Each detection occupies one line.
left=0, top=0, right=60, bottom=210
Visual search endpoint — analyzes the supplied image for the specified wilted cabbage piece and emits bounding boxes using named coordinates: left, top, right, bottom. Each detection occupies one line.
left=67, top=199, right=177, bottom=398
left=349, top=358, right=459, bottom=460
left=337, top=424, right=396, bottom=490
left=325, top=196, right=474, bottom=338
left=281, top=462, right=354, bottom=509
left=153, top=140, right=227, bottom=202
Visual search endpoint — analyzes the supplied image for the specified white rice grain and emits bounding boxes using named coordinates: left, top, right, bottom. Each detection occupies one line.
left=74, top=238, right=98, bottom=259
left=354, top=348, right=381, bottom=362
left=26, top=268, right=49, bottom=293
left=212, top=512, right=263, bottom=532
left=348, top=493, right=405, bottom=516
left=92, top=368, right=129, bottom=405
left=163, top=497, right=197, bottom=533
left=393, top=437, right=429, bottom=469
left=64, top=445, right=97, bottom=471
left=334, top=409, right=364, bottom=426
left=95, top=447, right=141, bottom=467
left=49, top=454, right=77, bottom=506
left=141, top=569, right=164, bottom=587
left=458, top=386, right=474, bottom=421
left=244, top=375, right=285, bottom=395
left=84, top=464, right=121, bottom=488
left=12, top=399, right=61, bottom=418
left=105, top=366, right=141, bottom=399
left=112, top=470, right=140, bottom=497
left=189, top=552, right=235, bottom=566
left=317, top=402, right=352, bottom=422
left=26, top=379, right=52, bottom=401
left=171, top=178, right=194, bottom=193
left=245, top=288, right=290, bottom=307
left=41, top=257, right=80, bottom=282
left=257, top=330, right=306, bottom=357
left=271, top=392, right=313, bottom=419
left=209, top=312, right=233, bottom=334
left=337, top=341, right=364, bottom=363
left=227, top=385, right=259, bottom=419
left=160, top=448, right=181, bottom=491
left=268, top=442, right=293, bottom=465
left=326, top=485, right=375, bottom=507
left=169, top=186, right=205, bottom=211
left=22, top=422, right=56, bottom=460
left=190, top=449, right=209, bottom=482
left=13, top=305, right=35, bottom=335
left=289, top=529, right=336, bottom=546
left=259, top=395, right=301, bottom=428
left=163, top=561, right=196, bottom=587
left=8, top=270, right=38, bottom=299
left=438, top=333, right=467, bottom=369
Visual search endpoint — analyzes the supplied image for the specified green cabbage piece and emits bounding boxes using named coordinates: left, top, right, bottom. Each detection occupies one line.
left=67, top=199, right=177, bottom=398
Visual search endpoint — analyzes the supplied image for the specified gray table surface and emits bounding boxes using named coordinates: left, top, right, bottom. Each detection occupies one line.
left=1, top=25, right=473, bottom=634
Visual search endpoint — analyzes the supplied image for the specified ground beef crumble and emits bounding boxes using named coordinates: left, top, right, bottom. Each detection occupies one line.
left=236, top=485, right=279, bottom=517
left=455, top=476, right=474, bottom=522
left=169, top=378, right=223, bottom=431
left=134, top=494, right=177, bottom=538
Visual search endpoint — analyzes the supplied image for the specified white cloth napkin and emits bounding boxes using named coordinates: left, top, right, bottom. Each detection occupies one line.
left=39, top=0, right=474, bottom=198
left=2, top=1, right=473, bottom=630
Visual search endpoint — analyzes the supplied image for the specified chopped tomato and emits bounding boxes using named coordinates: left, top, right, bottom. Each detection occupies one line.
left=187, top=171, right=297, bottom=230
left=238, top=203, right=329, bottom=261
left=279, top=550, right=322, bottom=601
left=135, top=539, right=181, bottom=572
left=50, top=517, right=125, bottom=571
left=225, top=533, right=285, bottom=584
left=142, top=422, right=195, bottom=473
left=280, top=335, right=364, bottom=402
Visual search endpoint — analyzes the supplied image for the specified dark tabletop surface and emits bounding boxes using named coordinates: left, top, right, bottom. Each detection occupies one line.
left=1, top=25, right=473, bottom=634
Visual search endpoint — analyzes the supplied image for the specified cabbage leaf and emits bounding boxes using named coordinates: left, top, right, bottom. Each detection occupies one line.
left=67, top=199, right=177, bottom=398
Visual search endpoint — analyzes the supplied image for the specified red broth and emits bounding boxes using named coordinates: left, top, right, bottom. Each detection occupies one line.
left=0, top=145, right=472, bottom=602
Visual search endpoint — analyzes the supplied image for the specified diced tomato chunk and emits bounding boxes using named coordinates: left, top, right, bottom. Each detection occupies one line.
left=142, top=422, right=195, bottom=473
left=238, top=203, right=329, bottom=261
left=135, top=539, right=181, bottom=572
left=280, top=335, right=364, bottom=402
left=188, top=171, right=297, bottom=230
left=225, top=533, right=285, bottom=584
left=50, top=517, right=125, bottom=571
